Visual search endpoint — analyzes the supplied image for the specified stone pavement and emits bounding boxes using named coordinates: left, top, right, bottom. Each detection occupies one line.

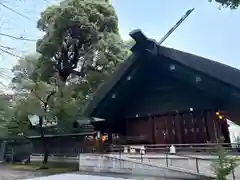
left=0, top=166, right=52, bottom=180
left=22, top=173, right=129, bottom=180
left=21, top=172, right=199, bottom=180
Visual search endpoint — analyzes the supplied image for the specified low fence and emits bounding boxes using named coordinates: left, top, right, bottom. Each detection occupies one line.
left=30, top=142, right=239, bottom=156
left=1, top=139, right=239, bottom=161
left=31, top=144, right=239, bottom=180
left=112, top=143, right=238, bottom=153
left=102, top=146, right=238, bottom=180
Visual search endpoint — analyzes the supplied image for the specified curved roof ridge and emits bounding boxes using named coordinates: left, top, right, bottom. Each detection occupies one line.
left=159, top=45, right=240, bottom=90
left=83, top=29, right=240, bottom=116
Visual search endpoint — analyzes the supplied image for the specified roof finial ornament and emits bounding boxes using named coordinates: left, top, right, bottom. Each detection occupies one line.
left=158, top=8, right=194, bottom=45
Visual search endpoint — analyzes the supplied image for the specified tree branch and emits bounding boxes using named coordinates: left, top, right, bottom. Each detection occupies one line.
left=32, top=86, right=56, bottom=107
left=46, top=91, right=56, bottom=103
left=32, top=89, right=46, bottom=105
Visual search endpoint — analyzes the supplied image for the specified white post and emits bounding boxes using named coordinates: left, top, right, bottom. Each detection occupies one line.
left=170, top=144, right=176, bottom=154
left=140, top=146, right=145, bottom=155
left=124, top=147, right=128, bottom=153
left=130, top=147, right=136, bottom=153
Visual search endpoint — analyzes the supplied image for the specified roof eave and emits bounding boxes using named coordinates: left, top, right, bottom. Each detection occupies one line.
left=83, top=29, right=157, bottom=116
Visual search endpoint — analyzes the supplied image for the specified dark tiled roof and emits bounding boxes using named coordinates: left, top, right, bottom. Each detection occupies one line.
left=160, top=46, right=240, bottom=90
left=83, top=29, right=240, bottom=116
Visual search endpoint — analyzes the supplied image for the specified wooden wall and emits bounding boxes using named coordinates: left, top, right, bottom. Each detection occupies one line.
left=126, top=110, right=230, bottom=144
left=30, top=135, right=95, bottom=154
left=126, top=118, right=154, bottom=144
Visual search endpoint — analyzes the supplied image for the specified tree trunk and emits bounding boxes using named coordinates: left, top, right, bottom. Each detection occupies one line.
left=39, top=116, right=48, bottom=167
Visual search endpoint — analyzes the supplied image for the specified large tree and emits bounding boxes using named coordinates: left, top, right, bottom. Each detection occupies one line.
left=10, top=0, right=129, bottom=165
left=11, top=54, right=84, bottom=165
left=36, top=0, right=128, bottom=87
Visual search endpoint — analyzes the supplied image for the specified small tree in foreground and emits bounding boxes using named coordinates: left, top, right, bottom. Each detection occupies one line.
left=211, top=146, right=238, bottom=180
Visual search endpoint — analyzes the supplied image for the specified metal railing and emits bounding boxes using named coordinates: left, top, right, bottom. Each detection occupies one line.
left=29, top=144, right=239, bottom=180
left=28, top=142, right=240, bottom=159
left=100, top=145, right=238, bottom=180
left=78, top=152, right=211, bottom=179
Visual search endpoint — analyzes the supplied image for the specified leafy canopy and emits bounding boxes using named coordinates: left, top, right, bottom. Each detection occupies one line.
left=36, top=0, right=128, bottom=84
left=211, top=0, right=240, bottom=9
left=8, top=0, right=130, bottom=135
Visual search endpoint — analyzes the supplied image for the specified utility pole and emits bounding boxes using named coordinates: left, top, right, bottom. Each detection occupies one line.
left=158, top=8, right=195, bottom=45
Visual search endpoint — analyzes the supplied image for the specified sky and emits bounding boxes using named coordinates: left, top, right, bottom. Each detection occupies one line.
left=0, top=0, right=54, bottom=88
left=1, top=0, right=240, bottom=74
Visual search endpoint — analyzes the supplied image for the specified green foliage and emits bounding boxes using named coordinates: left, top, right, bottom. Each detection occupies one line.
left=210, top=0, right=240, bottom=9
left=211, top=147, right=238, bottom=180
left=6, top=96, right=32, bottom=135
left=32, top=0, right=130, bottom=112
left=36, top=0, right=128, bottom=83
left=10, top=78, right=82, bottom=132
left=0, top=94, right=14, bottom=135
left=124, top=39, right=135, bottom=49
left=8, top=0, right=130, bottom=136
left=11, top=53, right=42, bottom=89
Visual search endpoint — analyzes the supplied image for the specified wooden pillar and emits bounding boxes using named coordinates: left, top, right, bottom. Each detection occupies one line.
left=175, top=114, right=183, bottom=144
left=194, top=111, right=207, bottom=143
left=151, top=116, right=156, bottom=144
left=220, top=119, right=230, bottom=143
left=164, top=117, right=169, bottom=144
left=188, top=113, right=195, bottom=144
left=166, top=115, right=175, bottom=144
left=154, top=116, right=166, bottom=144
left=205, top=110, right=218, bottom=143
left=181, top=113, right=193, bottom=144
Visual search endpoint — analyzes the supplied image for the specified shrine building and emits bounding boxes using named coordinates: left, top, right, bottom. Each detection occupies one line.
left=83, top=29, right=240, bottom=145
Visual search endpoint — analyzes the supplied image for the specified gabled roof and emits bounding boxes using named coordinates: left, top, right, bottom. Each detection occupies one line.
left=83, top=29, right=240, bottom=116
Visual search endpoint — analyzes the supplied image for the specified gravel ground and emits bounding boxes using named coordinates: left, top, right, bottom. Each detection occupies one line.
left=0, top=166, right=54, bottom=180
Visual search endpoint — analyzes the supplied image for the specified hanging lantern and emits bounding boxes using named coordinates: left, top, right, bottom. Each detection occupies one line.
left=216, top=111, right=224, bottom=120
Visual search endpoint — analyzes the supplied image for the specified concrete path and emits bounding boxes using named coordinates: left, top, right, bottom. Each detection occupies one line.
left=22, top=173, right=130, bottom=180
